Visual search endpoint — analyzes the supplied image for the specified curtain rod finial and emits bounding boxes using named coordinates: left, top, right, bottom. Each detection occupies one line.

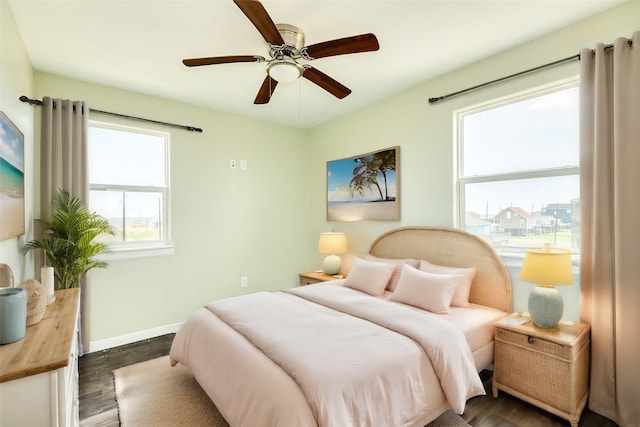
left=19, top=96, right=43, bottom=106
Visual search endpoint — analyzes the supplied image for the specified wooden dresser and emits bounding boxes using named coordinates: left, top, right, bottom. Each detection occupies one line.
left=0, top=288, right=81, bottom=427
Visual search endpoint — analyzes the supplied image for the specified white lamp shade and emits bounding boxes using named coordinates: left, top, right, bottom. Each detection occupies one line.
left=317, top=232, right=347, bottom=254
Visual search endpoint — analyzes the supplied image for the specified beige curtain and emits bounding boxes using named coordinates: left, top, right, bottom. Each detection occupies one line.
left=579, top=32, right=640, bottom=427
left=40, top=97, right=88, bottom=218
left=40, top=96, right=89, bottom=354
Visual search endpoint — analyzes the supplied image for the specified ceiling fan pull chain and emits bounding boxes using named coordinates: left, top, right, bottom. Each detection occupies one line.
left=268, top=78, right=273, bottom=123
left=298, top=79, right=303, bottom=121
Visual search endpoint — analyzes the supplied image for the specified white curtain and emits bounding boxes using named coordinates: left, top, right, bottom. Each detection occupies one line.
left=40, top=97, right=88, bottom=218
left=579, top=31, right=640, bottom=427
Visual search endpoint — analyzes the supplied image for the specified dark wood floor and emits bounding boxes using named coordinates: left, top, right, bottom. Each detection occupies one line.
left=78, top=334, right=618, bottom=427
left=79, top=334, right=175, bottom=426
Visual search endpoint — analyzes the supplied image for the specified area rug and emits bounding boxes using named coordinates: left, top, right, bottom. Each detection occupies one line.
left=114, top=356, right=470, bottom=426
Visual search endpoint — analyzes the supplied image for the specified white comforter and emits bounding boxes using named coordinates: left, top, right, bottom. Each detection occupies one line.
left=202, top=284, right=484, bottom=427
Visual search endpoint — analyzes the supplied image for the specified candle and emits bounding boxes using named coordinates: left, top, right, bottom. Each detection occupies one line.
left=41, top=266, right=55, bottom=304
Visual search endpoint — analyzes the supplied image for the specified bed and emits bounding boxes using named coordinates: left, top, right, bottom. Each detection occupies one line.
left=169, top=226, right=512, bottom=427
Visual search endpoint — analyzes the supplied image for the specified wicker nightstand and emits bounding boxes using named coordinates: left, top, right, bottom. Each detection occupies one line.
left=298, top=271, right=344, bottom=286
left=493, top=315, right=590, bottom=427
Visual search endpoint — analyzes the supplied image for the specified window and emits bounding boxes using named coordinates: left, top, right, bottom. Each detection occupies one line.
left=457, top=82, right=580, bottom=252
left=88, top=122, right=172, bottom=256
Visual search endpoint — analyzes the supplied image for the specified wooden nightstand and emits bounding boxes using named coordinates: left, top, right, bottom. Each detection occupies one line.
left=493, top=315, right=590, bottom=427
left=298, top=271, right=344, bottom=286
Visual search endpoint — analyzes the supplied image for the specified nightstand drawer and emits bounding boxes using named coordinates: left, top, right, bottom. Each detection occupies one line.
left=298, top=272, right=343, bottom=286
left=299, top=276, right=323, bottom=286
left=496, top=327, right=577, bottom=360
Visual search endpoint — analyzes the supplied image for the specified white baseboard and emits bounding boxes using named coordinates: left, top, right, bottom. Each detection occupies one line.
left=88, top=322, right=183, bottom=353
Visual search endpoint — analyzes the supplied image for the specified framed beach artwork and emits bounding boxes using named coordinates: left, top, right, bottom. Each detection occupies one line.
left=327, top=146, right=400, bottom=221
left=0, top=111, right=25, bottom=242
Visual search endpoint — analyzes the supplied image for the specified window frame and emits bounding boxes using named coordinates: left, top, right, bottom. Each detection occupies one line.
left=88, top=120, right=174, bottom=259
left=455, top=79, right=580, bottom=254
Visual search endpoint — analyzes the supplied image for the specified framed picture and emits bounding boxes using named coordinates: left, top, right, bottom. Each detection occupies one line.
left=0, top=111, right=25, bottom=242
left=327, top=146, right=400, bottom=221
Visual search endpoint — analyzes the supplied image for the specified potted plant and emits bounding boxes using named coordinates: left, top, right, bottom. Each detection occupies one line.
left=24, top=189, right=115, bottom=289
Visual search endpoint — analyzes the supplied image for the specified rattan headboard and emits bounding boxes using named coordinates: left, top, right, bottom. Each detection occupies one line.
left=369, top=226, right=512, bottom=313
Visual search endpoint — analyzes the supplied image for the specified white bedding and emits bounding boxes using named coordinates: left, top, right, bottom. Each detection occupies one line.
left=447, top=304, right=508, bottom=355
left=170, top=283, right=501, bottom=427
left=344, top=277, right=506, bottom=363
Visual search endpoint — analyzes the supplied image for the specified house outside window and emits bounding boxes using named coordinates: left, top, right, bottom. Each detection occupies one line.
left=456, top=81, right=580, bottom=253
left=88, top=122, right=173, bottom=258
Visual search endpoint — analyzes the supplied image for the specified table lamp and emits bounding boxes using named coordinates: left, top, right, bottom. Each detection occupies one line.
left=519, top=243, right=573, bottom=328
left=318, top=232, right=347, bottom=275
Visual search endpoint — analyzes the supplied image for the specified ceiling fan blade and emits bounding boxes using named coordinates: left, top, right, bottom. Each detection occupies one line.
left=305, top=33, right=379, bottom=60
left=182, top=55, right=264, bottom=67
left=233, top=0, right=284, bottom=46
left=254, top=76, right=279, bottom=104
left=302, top=67, right=351, bottom=99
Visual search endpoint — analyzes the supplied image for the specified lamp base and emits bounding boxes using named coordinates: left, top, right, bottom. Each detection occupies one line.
left=528, top=285, right=563, bottom=328
left=322, top=255, right=342, bottom=275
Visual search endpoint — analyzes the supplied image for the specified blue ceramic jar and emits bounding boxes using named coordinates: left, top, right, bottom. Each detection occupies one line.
left=0, top=287, right=27, bottom=344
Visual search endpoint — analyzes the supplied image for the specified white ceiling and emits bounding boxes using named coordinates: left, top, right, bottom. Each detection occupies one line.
left=9, top=0, right=625, bottom=129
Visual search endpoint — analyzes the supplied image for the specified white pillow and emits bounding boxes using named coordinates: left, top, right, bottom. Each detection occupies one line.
left=343, top=257, right=395, bottom=296
left=391, top=264, right=459, bottom=314
left=364, top=255, right=419, bottom=292
left=419, top=260, right=477, bottom=308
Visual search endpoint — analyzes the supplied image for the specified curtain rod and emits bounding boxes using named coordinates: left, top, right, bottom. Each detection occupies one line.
left=428, top=54, right=579, bottom=104
left=19, top=96, right=203, bottom=133
left=428, top=39, right=633, bottom=104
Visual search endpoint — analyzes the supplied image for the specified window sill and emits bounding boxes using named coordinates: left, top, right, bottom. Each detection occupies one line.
left=96, top=244, right=175, bottom=261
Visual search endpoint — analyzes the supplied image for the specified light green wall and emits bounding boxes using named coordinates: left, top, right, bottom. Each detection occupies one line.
left=0, top=0, right=35, bottom=287
left=33, top=73, right=309, bottom=346
left=307, top=1, right=640, bottom=322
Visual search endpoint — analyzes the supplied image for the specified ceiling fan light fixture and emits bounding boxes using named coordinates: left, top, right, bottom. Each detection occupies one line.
left=267, top=59, right=304, bottom=83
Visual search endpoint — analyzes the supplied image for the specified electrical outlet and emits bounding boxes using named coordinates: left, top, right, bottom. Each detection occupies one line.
left=240, top=276, right=248, bottom=288
left=230, top=159, right=237, bottom=169
left=240, top=160, right=247, bottom=170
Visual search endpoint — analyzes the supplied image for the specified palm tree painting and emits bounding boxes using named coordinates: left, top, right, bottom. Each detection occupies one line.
left=327, top=146, right=399, bottom=221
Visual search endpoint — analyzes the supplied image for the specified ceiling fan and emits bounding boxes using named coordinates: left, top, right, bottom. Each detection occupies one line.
left=182, top=0, right=380, bottom=104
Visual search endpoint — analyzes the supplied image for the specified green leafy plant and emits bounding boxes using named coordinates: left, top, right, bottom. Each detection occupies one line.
left=24, top=189, right=115, bottom=289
